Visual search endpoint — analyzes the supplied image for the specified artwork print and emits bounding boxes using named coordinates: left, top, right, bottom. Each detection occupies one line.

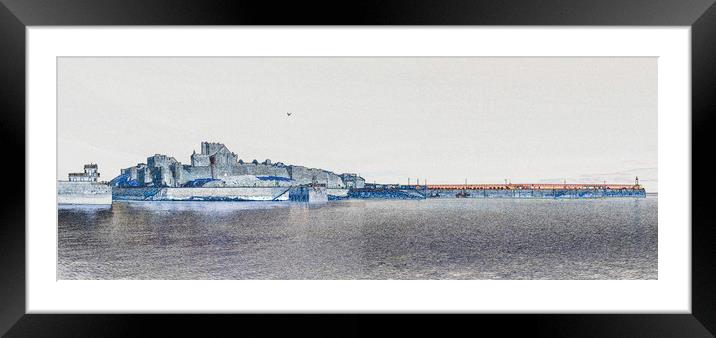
left=57, top=57, right=657, bottom=280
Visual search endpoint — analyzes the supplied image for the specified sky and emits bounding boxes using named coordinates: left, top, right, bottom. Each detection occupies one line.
left=57, top=57, right=658, bottom=192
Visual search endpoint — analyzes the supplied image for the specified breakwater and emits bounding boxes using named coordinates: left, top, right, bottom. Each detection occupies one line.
left=350, top=186, right=645, bottom=199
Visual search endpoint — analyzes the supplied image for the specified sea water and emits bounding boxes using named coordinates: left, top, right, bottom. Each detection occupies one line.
left=58, top=196, right=657, bottom=280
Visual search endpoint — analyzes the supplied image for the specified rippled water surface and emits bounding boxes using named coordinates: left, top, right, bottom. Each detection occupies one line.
left=58, top=197, right=657, bottom=280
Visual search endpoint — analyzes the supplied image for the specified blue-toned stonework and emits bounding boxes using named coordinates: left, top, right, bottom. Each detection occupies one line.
left=108, top=141, right=644, bottom=201
left=110, top=141, right=365, bottom=190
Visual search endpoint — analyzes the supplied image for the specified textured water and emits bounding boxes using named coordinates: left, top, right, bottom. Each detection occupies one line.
left=58, top=197, right=657, bottom=280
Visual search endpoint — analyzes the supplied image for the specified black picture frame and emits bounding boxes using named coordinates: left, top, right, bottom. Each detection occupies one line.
left=1, top=0, right=714, bottom=336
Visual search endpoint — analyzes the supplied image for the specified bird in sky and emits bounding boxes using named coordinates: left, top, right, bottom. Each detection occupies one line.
left=286, top=112, right=292, bottom=117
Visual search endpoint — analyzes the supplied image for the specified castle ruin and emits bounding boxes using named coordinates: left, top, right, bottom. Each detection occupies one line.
left=111, top=142, right=365, bottom=189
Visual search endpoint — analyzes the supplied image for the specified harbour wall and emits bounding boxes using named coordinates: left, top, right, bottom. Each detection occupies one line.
left=289, top=186, right=329, bottom=203
left=351, top=188, right=646, bottom=199
left=113, top=187, right=291, bottom=201
left=433, top=188, right=647, bottom=198
left=58, top=181, right=112, bottom=205
left=113, top=187, right=349, bottom=202
left=349, top=189, right=426, bottom=200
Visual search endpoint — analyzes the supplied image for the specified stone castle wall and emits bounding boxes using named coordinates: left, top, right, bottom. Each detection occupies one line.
left=112, top=142, right=360, bottom=189
left=288, top=166, right=345, bottom=188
